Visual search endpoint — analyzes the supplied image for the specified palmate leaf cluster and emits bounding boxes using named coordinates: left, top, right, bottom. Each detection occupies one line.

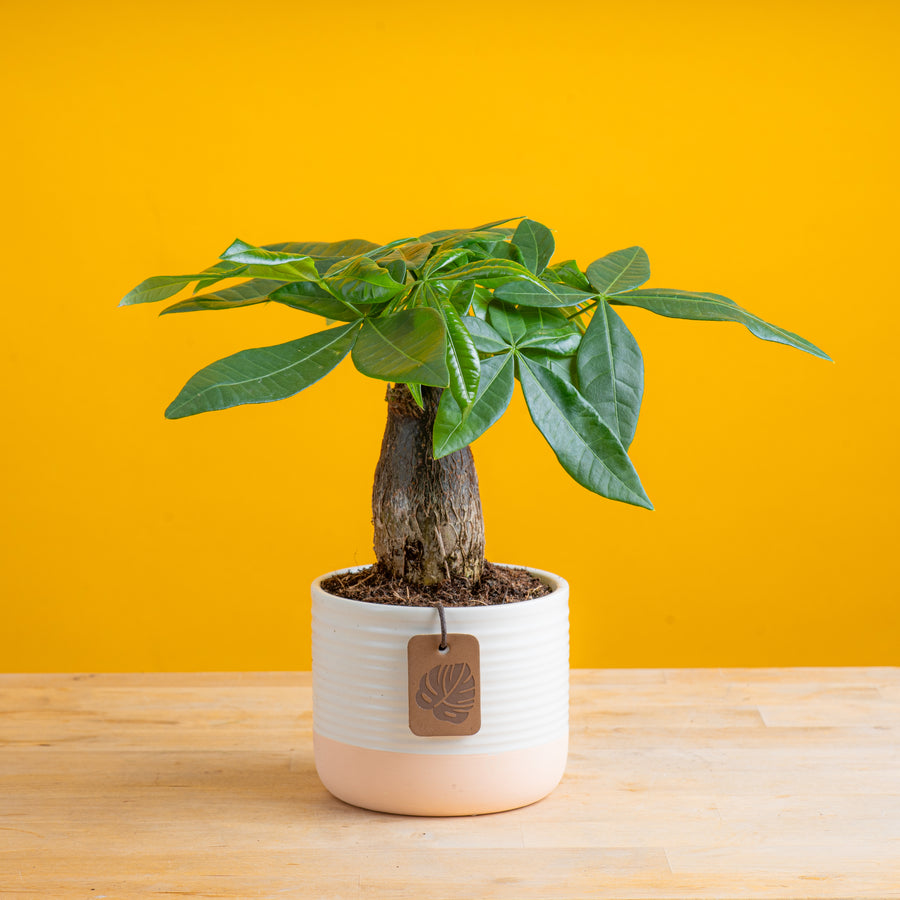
left=120, top=218, right=829, bottom=510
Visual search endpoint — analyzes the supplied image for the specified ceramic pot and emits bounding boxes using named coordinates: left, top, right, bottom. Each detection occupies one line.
left=311, top=565, right=569, bottom=816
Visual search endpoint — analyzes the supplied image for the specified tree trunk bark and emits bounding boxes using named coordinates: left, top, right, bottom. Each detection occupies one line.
left=372, top=384, right=485, bottom=586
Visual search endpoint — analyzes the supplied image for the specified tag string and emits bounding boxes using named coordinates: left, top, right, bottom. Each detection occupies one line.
left=434, top=602, right=448, bottom=651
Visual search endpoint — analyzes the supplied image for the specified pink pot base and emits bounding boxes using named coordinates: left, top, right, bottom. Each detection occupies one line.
left=314, top=733, right=569, bottom=816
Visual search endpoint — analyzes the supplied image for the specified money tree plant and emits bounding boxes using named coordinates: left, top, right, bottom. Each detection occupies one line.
left=120, top=217, right=829, bottom=587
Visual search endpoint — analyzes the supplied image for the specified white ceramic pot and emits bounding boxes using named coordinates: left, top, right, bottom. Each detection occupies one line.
left=311, top=565, right=569, bottom=816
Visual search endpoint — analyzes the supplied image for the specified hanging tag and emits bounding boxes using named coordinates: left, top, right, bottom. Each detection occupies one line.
left=408, top=630, right=481, bottom=737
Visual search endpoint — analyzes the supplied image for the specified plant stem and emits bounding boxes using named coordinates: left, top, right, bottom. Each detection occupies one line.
left=372, top=384, right=485, bottom=586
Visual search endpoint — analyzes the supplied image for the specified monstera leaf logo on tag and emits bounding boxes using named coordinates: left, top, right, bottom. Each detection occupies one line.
left=416, top=663, right=476, bottom=723
left=407, top=633, right=481, bottom=736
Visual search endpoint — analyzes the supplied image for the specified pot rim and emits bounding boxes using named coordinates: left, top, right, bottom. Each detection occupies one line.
left=311, top=562, right=568, bottom=611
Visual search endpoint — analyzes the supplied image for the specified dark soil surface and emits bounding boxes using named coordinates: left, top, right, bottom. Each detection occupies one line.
left=321, top=561, right=551, bottom=607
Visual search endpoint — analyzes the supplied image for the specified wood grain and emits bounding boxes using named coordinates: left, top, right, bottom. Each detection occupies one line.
left=1, top=669, right=898, bottom=899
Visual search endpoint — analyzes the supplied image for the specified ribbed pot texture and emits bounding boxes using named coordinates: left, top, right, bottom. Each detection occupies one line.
left=311, top=565, right=570, bottom=816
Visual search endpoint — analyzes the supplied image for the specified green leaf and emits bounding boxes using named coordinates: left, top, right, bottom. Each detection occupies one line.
left=448, top=280, right=476, bottom=314
left=544, top=260, right=593, bottom=292
left=487, top=304, right=577, bottom=347
left=367, top=236, right=420, bottom=259
left=517, top=326, right=582, bottom=356
left=264, top=238, right=380, bottom=258
left=512, top=219, right=555, bottom=275
left=519, top=349, right=578, bottom=383
left=431, top=232, right=514, bottom=260
left=612, top=289, right=831, bottom=360
left=422, top=247, right=474, bottom=278
left=165, top=322, right=360, bottom=419
left=376, top=240, right=433, bottom=270
left=442, top=258, right=539, bottom=286
left=486, top=301, right=527, bottom=345
left=518, top=306, right=575, bottom=331
left=420, top=217, right=521, bottom=242
left=544, top=281, right=597, bottom=304
left=384, top=257, right=407, bottom=284
left=408, top=382, right=425, bottom=409
left=120, top=273, right=218, bottom=307
left=517, top=354, right=652, bottom=509
left=472, top=239, right=518, bottom=261
left=470, top=285, right=492, bottom=319
left=434, top=291, right=481, bottom=412
left=586, top=247, right=650, bottom=296
left=161, top=279, right=284, bottom=315
left=434, top=353, right=515, bottom=458
left=269, top=281, right=372, bottom=321
left=325, top=255, right=407, bottom=304
left=492, top=279, right=561, bottom=308
left=351, top=308, right=449, bottom=387
left=311, top=257, right=348, bottom=275
left=192, top=261, right=246, bottom=292
left=443, top=235, right=513, bottom=260
left=493, top=279, right=594, bottom=308
left=221, top=239, right=319, bottom=280
left=577, top=302, right=643, bottom=448
left=402, top=241, right=435, bottom=269
left=464, top=316, right=511, bottom=354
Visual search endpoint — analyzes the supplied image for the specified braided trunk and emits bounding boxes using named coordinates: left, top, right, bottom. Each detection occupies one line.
left=372, top=384, right=485, bottom=586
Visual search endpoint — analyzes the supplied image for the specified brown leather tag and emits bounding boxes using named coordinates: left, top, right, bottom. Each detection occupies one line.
left=407, top=633, right=481, bottom=737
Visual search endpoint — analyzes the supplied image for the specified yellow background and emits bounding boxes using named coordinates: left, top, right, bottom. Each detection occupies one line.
left=3, top=0, right=898, bottom=671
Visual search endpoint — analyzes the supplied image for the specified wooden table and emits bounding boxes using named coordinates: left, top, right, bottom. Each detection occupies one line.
left=1, top=669, right=898, bottom=899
